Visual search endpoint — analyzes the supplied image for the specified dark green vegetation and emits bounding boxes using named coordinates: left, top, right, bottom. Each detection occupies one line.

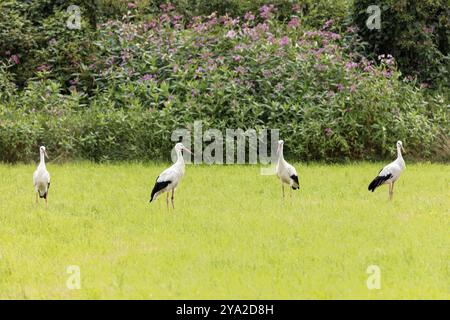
left=0, top=1, right=448, bottom=162
left=354, top=0, right=449, bottom=87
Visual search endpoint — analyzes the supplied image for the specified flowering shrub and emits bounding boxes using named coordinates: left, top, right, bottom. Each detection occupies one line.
left=0, top=2, right=448, bottom=162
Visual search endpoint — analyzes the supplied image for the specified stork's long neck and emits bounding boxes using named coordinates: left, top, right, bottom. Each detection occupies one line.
left=277, top=145, right=285, bottom=164
left=396, top=145, right=405, bottom=168
left=175, top=149, right=185, bottom=167
left=397, top=145, right=403, bottom=160
left=39, top=151, right=46, bottom=168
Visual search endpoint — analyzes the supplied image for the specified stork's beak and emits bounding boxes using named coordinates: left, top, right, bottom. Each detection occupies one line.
left=182, top=147, right=192, bottom=155
left=44, top=150, right=49, bottom=159
left=401, top=146, right=405, bottom=153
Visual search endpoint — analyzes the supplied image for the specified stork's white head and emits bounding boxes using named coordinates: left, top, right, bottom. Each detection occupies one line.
left=277, top=140, right=284, bottom=155
left=396, top=140, right=405, bottom=153
left=175, top=143, right=192, bottom=154
left=40, top=146, right=49, bottom=159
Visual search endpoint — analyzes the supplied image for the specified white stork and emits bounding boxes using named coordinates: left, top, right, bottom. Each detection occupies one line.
left=368, top=140, right=406, bottom=200
left=150, top=143, right=192, bottom=209
left=276, top=140, right=299, bottom=198
left=33, top=146, right=51, bottom=207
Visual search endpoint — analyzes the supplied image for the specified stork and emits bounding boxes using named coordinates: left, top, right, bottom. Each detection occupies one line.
left=150, top=143, right=192, bottom=209
left=33, top=146, right=51, bottom=208
left=368, top=140, right=406, bottom=200
left=275, top=140, right=299, bottom=198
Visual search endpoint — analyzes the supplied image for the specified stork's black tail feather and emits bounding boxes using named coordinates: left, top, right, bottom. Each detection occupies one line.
left=290, top=175, right=300, bottom=190
left=368, top=174, right=392, bottom=192
left=150, top=180, right=171, bottom=202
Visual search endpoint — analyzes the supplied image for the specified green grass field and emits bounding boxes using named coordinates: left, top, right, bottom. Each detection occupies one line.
left=0, top=163, right=448, bottom=299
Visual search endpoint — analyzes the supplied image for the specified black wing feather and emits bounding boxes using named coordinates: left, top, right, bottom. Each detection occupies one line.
left=150, top=178, right=171, bottom=202
left=368, top=173, right=392, bottom=192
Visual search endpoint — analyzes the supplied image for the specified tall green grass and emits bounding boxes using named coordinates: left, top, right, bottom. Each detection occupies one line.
left=0, top=163, right=448, bottom=299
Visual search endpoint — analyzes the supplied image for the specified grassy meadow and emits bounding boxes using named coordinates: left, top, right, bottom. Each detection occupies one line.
left=0, top=162, right=448, bottom=299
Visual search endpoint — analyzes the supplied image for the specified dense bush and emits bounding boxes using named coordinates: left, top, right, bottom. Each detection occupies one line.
left=353, top=0, right=450, bottom=88
left=0, top=1, right=96, bottom=87
left=0, top=6, right=448, bottom=163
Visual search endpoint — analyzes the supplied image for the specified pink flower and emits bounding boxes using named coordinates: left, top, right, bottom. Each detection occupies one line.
left=127, top=2, right=136, bottom=9
left=268, top=34, right=277, bottom=45
left=349, top=84, right=356, bottom=92
left=226, top=30, right=237, bottom=39
left=206, top=16, right=217, bottom=27
left=37, top=64, right=50, bottom=72
left=345, top=62, right=358, bottom=70
left=337, top=84, right=345, bottom=92
left=279, top=36, right=289, bottom=46
left=259, top=5, right=275, bottom=20
left=382, top=70, right=392, bottom=78
left=10, top=54, right=20, bottom=65
left=324, top=128, right=333, bottom=137
left=160, top=13, right=170, bottom=23
left=219, top=15, right=229, bottom=25
left=230, top=18, right=240, bottom=26
left=288, top=17, right=300, bottom=28
left=150, top=20, right=158, bottom=29
left=244, top=12, right=255, bottom=21
left=233, top=55, right=241, bottom=62
left=322, top=19, right=334, bottom=30
left=194, top=23, right=206, bottom=32
left=255, top=23, right=269, bottom=33
left=160, top=3, right=175, bottom=12
left=364, top=65, right=374, bottom=73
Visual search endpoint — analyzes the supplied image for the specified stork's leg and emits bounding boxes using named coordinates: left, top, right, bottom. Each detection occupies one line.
left=166, top=192, right=169, bottom=210
left=171, top=189, right=175, bottom=210
left=388, top=183, right=392, bottom=200
left=45, top=195, right=48, bottom=208
left=35, top=192, right=38, bottom=205
left=281, top=183, right=285, bottom=199
left=289, top=186, right=292, bottom=198
left=390, top=182, right=395, bottom=201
